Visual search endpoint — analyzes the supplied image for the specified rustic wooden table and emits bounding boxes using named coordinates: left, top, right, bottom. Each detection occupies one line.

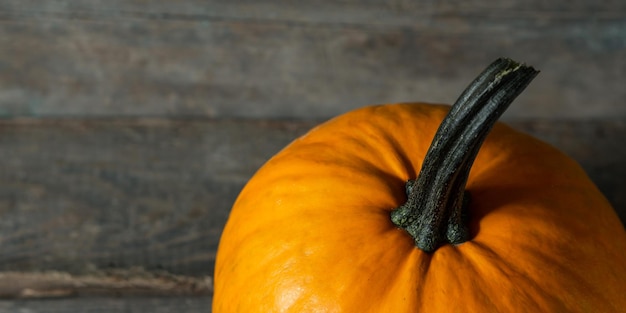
left=0, top=297, right=211, bottom=313
left=0, top=0, right=625, bottom=311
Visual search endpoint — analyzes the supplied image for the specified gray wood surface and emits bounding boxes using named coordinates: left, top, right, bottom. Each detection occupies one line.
left=0, top=270, right=211, bottom=298
left=0, top=297, right=211, bottom=313
left=0, top=117, right=624, bottom=283
left=0, top=118, right=314, bottom=277
left=1, top=0, right=625, bottom=118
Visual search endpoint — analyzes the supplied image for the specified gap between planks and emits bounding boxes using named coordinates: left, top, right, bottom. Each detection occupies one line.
left=0, top=268, right=212, bottom=299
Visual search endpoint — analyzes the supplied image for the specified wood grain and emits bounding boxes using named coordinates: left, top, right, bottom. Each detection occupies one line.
left=0, top=297, right=212, bottom=313
left=0, top=118, right=313, bottom=276
left=0, top=269, right=211, bottom=298
left=0, top=0, right=625, bottom=118
left=0, top=117, right=624, bottom=281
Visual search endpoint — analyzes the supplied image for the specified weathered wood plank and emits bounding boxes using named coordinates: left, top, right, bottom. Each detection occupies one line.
left=4, top=0, right=623, bottom=26
left=0, top=269, right=211, bottom=298
left=0, top=0, right=624, bottom=118
left=0, top=118, right=314, bottom=276
left=0, top=117, right=624, bottom=281
left=0, top=297, right=212, bottom=313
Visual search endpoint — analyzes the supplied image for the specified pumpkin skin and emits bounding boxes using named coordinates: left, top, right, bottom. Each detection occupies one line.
left=213, top=103, right=626, bottom=312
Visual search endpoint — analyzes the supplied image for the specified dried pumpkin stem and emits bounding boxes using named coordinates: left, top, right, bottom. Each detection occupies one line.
left=390, top=58, right=539, bottom=252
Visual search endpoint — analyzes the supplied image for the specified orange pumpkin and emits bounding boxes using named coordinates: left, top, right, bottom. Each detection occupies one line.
left=213, top=58, right=626, bottom=312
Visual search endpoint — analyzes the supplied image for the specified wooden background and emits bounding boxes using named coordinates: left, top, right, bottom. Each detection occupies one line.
left=1, top=0, right=625, bottom=119
left=0, top=1, right=625, bottom=312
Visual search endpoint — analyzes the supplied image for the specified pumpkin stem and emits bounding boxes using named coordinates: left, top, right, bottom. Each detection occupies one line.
left=390, top=58, right=539, bottom=252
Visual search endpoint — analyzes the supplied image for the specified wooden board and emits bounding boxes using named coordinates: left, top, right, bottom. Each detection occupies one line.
left=0, top=118, right=313, bottom=276
left=0, top=0, right=625, bottom=118
left=0, top=297, right=211, bottom=313
left=0, top=270, right=211, bottom=298
left=0, top=117, right=624, bottom=284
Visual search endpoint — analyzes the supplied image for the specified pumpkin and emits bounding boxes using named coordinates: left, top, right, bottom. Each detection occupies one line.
left=213, top=58, right=626, bottom=312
